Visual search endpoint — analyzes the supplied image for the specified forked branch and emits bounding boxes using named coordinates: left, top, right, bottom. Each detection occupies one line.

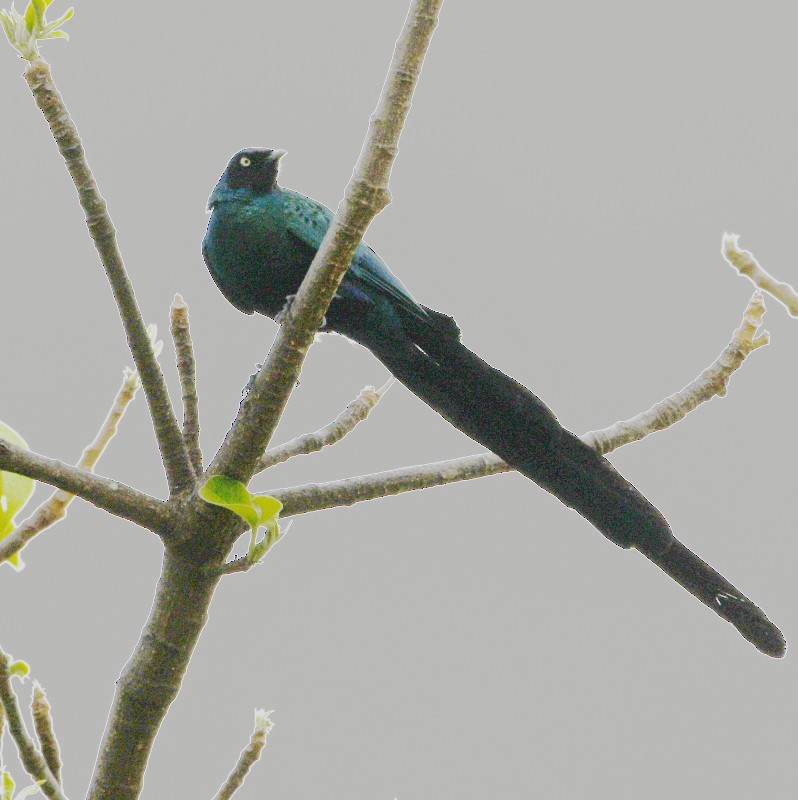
left=23, top=59, right=194, bottom=495
left=256, top=379, right=393, bottom=472
left=0, top=650, right=67, bottom=800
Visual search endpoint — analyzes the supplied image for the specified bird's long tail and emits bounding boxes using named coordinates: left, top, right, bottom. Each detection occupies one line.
left=364, top=309, right=673, bottom=553
left=350, top=309, right=785, bottom=657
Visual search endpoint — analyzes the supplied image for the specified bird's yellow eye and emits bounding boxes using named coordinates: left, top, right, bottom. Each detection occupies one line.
left=239, top=156, right=251, bottom=167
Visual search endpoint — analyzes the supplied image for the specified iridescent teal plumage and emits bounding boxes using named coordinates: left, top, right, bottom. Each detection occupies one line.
left=203, top=148, right=674, bottom=554
left=201, top=148, right=787, bottom=657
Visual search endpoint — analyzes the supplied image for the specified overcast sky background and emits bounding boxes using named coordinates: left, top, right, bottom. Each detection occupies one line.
left=1, top=2, right=796, bottom=797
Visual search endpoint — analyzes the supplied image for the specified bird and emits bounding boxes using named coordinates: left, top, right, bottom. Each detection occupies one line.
left=203, top=147, right=673, bottom=553
left=202, top=147, right=785, bottom=656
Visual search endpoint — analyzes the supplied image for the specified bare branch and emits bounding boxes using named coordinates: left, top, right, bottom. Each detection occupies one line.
left=22, top=58, right=194, bottom=495
left=722, top=233, right=798, bottom=316
left=211, top=710, right=273, bottom=800
left=0, top=650, right=67, bottom=800
left=86, top=555, right=221, bottom=800
left=582, top=291, right=769, bottom=453
left=1, top=369, right=142, bottom=566
left=256, top=379, right=393, bottom=472
left=32, top=683, right=62, bottom=786
left=219, top=555, right=253, bottom=576
left=170, top=295, right=203, bottom=475
left=0, top=439, right=171, bottom=543
left=275, top=453, right=509, bottom=518
left=208, top=0, right=444, bottom=485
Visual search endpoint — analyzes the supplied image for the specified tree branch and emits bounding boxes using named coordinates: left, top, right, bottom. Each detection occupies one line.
left=274, top=453, right=508, bottom=517
left=723, top=233, right=798, bottom=316
left=22, top=58, right=194, bottom=495
left=170, top=295, right=203, bottom=475
left=32, top=683, right=62, bottom=787
left=256, top=379, right=393, bottom=472
left=86, top=553, right=221, bottom=800
left=0, top=650, right=67, bottom=800
left=582, top=290, right=769, bottom=452
left=0, top=439, right=171, bottom=541
left=210, top=710, right=272, bottom=800
left=208, top=0, right=444, bottom=485
left=0, top=368, right=143, bottom=566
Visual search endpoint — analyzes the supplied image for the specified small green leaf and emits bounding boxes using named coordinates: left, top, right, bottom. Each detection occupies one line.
left=2, top=772, right=15, bottom=800
left=1, top=0, right=73, bottom=59
left=201, top=475, right=252, bottom=507
left=199, top=476, right=283, bottom=564
left=10, top=659, right=30, bottom=678
left=23, top=2, right=36, bottom=33
left=23, top=0, right=45, bottom=32
left=249, top=519, right=281, bottom=563
left=0, top=421, right=35, bottom=571
left=252, top=494, right=282, bottom=521
left=200, top=475, right=260, bottom=530
left=0, top=12, right=14, bottom=42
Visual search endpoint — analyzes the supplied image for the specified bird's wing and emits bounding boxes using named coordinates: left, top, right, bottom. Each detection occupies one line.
left=282, top=190, right=431, bottom=324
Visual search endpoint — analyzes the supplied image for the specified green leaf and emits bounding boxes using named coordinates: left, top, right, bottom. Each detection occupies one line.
left=200, top=475, right=259, bottom=529
left=3, top=772, right=15, bottom=800
left=249, top=519, right=280, bottom=563
left=23, top=0, right=45, bottom=32
left=199, top=476, right=283, bottom=563
left=0, top=12, right=15, bottom=43
left=200, top=475, right=252, bottom=507
left=0, top=421, right=35, bottom=571
left=252, top=494, right=283, bottom=521
left=10, top=659, right=30, bottom=678
left=1, top=0, right=73, bottom=59
left=23, top=1, right=35, bottom=33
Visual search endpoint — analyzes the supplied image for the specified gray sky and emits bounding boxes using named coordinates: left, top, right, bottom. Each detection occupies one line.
left=1, top=1, right=796, bottom=797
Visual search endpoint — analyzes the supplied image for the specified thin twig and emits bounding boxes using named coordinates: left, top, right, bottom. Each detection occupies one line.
left=256, top=379, right=393, bottom=472
left=32, top=683, right=62, bottom=786
left=274, top=293, right=768, bottom=516
left=23, top=58, right=194, bottom=495
left=208, top=0, right=444, bottom=485
left=582, top=290, right=769, bottom=452
left=0, top=650, right=67, bottom=800
left=723, top=233, right=798, bottom=316
left=0, top=369, right=142, bottom=567
left=170, top=294, right=203, bottom=475
left=0, top=439, right=172, bottom=543
left=274, top=453, right=509, bottom=517
left=211, top=710, right=273, bottom=800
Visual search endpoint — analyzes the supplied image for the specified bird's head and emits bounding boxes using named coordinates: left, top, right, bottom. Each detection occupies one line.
left=213, top=148, right=287, bottom=202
